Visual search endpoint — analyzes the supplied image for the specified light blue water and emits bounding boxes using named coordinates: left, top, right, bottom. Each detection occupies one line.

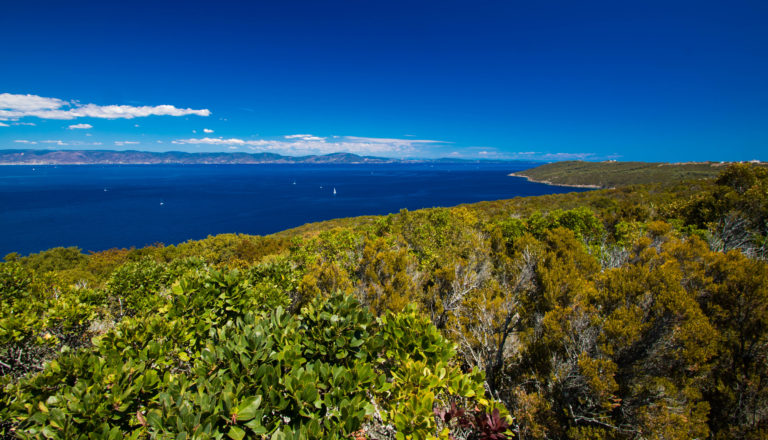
left=0, top=163, right=588, bottom=255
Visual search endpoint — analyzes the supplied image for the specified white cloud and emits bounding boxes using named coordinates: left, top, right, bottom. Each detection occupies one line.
left=285, top=134, right=324, bottom=141
left=343, top=136, right=444, bottom=145
left=0, top=93, right=210, bottom=120
left=476, top=150, right=503, bottom=157
left=172, top=135, right=446, bottom=156
left=540, top=152, right=595, bottom=160
left=203, top=128, right=214, bottom=133
left=10, top=139, right=101, bottom=148
left=68, top=123, right=92, bottom=130
left=0, top=122, right=8, bottom=127
left=0, top=93, right=66, bottom=111
left=114, top=141, right=140, bottom=146
left=174, top=137, right=252, bottom=146
left=13, top=122, right=36, bottom=126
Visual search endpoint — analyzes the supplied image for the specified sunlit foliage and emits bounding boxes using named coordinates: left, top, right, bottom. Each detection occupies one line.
left=1, top=163, right=767, bottom=439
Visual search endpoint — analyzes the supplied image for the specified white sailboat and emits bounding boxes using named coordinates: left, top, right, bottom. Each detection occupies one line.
left=333, top=187, right=337, bottom=195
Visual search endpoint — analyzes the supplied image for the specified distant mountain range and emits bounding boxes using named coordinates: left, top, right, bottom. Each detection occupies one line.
left=0, top=149, right=506, bottom=165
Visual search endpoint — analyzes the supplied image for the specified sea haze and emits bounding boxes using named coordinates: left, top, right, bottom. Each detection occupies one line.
left=0, top=163, right=589, bottom=255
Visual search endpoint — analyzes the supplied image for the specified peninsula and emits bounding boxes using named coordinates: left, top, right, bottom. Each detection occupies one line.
left=508, top=160, right=762, bottom=188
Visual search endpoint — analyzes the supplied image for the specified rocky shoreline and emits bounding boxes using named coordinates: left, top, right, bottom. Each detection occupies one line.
left=508, top=172, right=604, bottom=189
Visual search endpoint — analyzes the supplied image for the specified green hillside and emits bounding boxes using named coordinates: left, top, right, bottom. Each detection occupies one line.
left=512, top=160, right=737, bottom=188
left=2, top=163, right=768, bottom=439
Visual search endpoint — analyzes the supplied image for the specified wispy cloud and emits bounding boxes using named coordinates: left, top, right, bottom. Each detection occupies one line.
left=0, top=122, right=8, bottom=127
left=173, top=137, right=261, bottom=146
left=68, top=123, right=92, bottom=130
left=539, top=152, right=596, bottom=160
left=285, top=134, right=324, bottom=141
left=41, top=140, right=69, bottom=146
left=13, top=140, right=105, bottom=148
left=0, top=93, right=210, bottom=120
left=172, top=135, right=447, bottom=156
left=203, top=128, right=214, bottom=133
left=114, top=141, right=140, bottom=146
left=343, top=136, right=445, bottom=145
left=446, top=147, right=606, bottom=161
left=495, top=150, right=604, bottom=161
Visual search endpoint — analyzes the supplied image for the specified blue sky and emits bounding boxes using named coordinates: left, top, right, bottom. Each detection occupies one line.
left=1, top=0, right=766, bottom=161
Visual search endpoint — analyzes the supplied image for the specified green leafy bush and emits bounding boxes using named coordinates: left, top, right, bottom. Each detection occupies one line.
left=3, top=163, right=768, bottom=439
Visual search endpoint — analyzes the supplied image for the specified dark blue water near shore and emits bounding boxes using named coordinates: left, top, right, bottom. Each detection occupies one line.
left=0, top=163, right=589, bottom=255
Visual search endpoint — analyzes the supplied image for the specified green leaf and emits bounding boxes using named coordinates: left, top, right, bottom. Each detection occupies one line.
left=41, top=426, right=57, bottom=439
left=236, top=395, right=262, bottom=421
left=245, top=419, right=267, bottom=434
left=227, top=426, right=245, bottom=440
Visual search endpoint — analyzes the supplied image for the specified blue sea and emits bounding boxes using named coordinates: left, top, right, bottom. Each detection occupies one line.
left=0, top=163, right=589, bottom=256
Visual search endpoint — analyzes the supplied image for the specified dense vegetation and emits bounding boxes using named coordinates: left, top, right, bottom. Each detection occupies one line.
left=2, top=163, right=767, bottom=439
left=512, top=160, right=739, bottom=188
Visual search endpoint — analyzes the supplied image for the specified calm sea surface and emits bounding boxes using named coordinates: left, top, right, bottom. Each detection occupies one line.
left=0, top=163, right=589, bottom=255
